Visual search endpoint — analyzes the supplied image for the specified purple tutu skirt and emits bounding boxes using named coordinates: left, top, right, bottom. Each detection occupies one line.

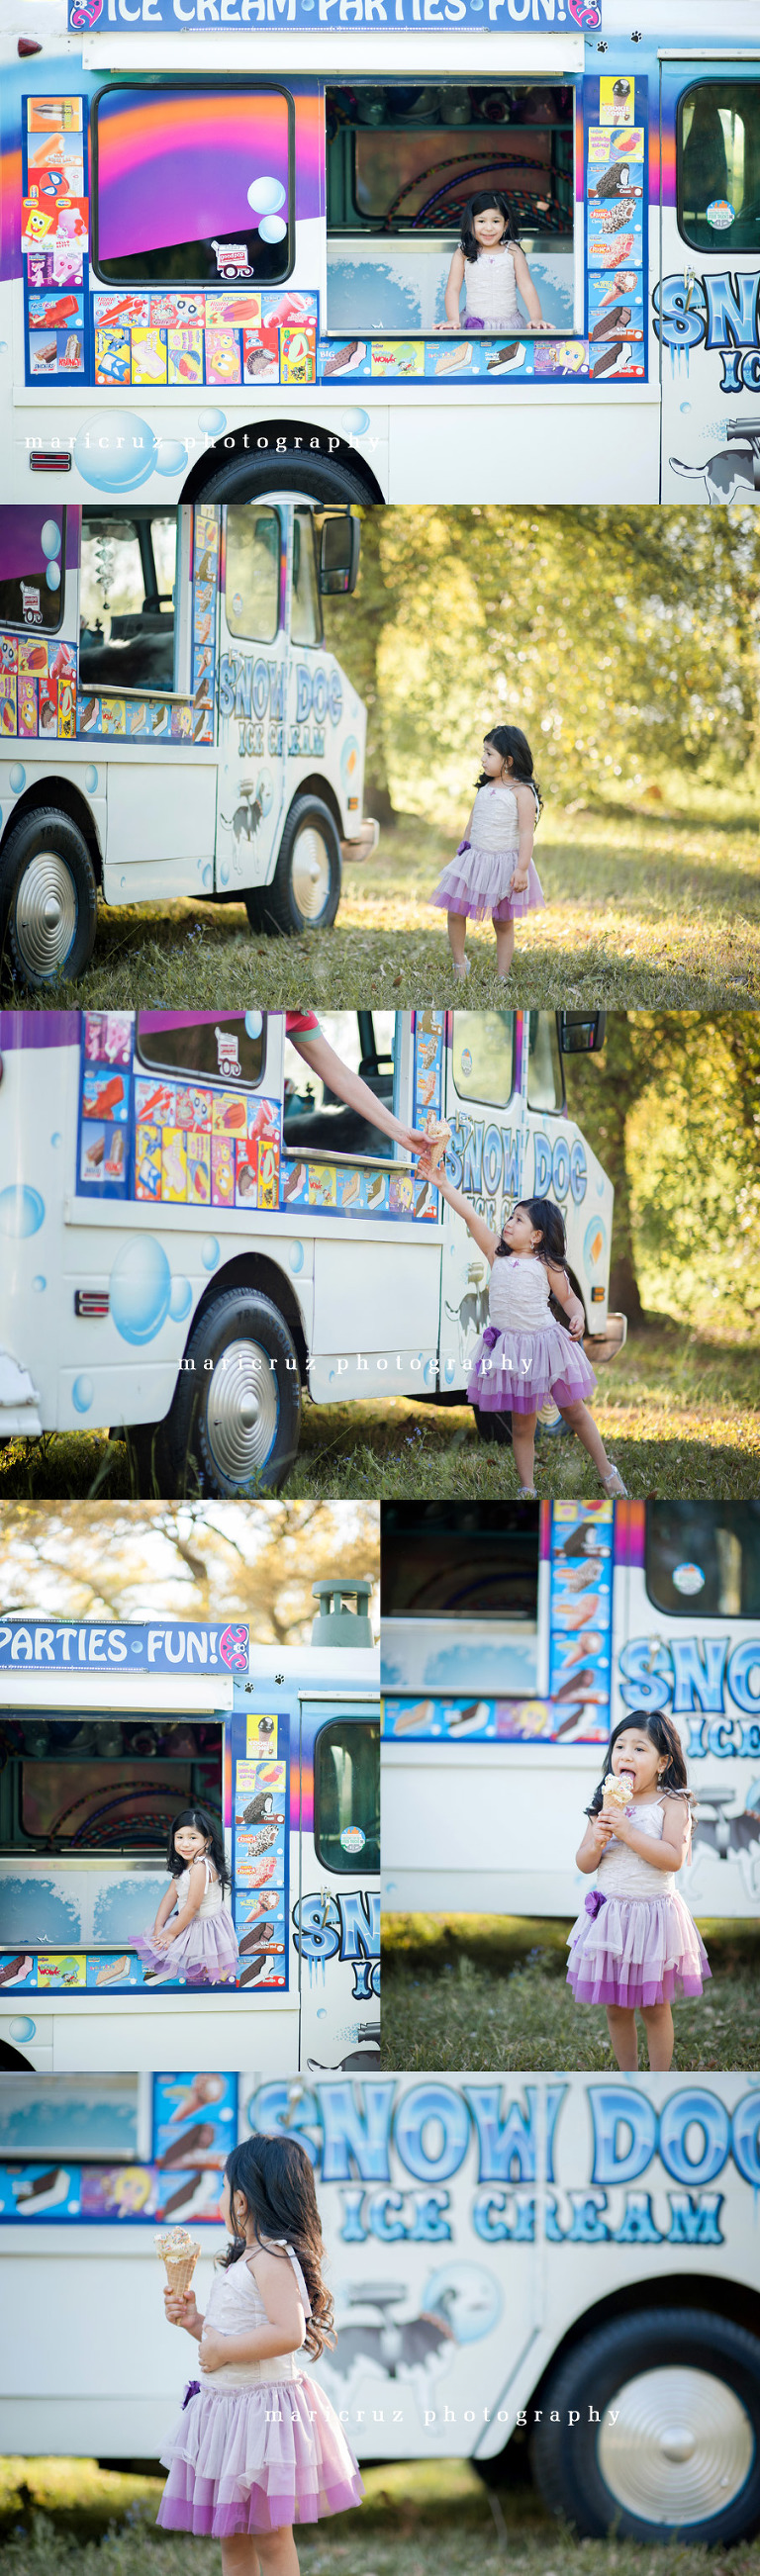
left=157, top=2374, right=364, bottom=2535
left=134, top=1911, right=239, bottom=1986
left=567, top=1889, right=712, bottom=2010
left=468, top=1321, right=597, bottom=1418
left=430, top=838, right=544, bottom=925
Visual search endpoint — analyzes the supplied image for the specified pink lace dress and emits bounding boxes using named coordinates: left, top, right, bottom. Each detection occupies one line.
left=430, top=782, right=544, bottom=924
left=566, top=1795, right=711, bottom=2008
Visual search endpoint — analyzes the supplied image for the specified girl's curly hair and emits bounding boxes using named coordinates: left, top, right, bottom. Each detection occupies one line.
left=220, top=2135, right=334, bottom=2359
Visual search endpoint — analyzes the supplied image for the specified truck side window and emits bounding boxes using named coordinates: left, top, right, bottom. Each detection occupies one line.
left=136, top=1012, right=265, bottom=1088
left=291, top=510, right=323, bottom=648
left=0, top=507, right=65, bottom=635
left=381, top=1502, right=539, bottom=1621
left=645, top=1503, right=760, bottom=1617
left=0, top=2075, right=140, bottom=2161
left=677, top=82, right=760, bottom=251
left=526, top=1011, right=563, bottom=1114
left=79, top=510, right=177, bottom=693
left=283, top=1011, right=397, bottom=1161
left=93, top=82, right=294, bottom=287
left=226, top=508, right=280, bottom=644
left=452, top=1012, right=515, bottom=1109
left=314, top=1720, right=380, bottom=1875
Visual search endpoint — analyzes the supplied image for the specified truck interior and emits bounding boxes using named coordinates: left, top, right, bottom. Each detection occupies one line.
left=0, top=1714, right=223, bottom=1950
left=380, top=1500, right=540, bottom=1623
left=325, top=80, right=575, bottom=339
left=645, top=1502, right=760, bottom=1619
left=79, top=509, right=179, bottom=695
left=678, top=80, right=760, bottom=253
left=283, top=1010, right=397, bottom=1160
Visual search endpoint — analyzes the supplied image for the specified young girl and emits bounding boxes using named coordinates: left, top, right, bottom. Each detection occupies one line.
left=158, top=2133, right=363, bottom=2573
left=416, top=1169, right=627, bottom=1501
left=135, top=1807, right=238, bottom=1987
left=430, top=725, right=544, bottom=978
left=439, top=191, right=547, bottom=335
left=568, top=1712, right=711, bottom=2070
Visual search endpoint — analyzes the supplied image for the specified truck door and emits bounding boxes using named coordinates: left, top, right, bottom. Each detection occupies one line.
left=295, top=1702, right=380, bottom=2072
left=659, top=61, right=760, bottom=502
left=215, top=505, right=288, bottom=895
left=438, top=1010, right=522, bottom=1393
left=80, top=508, right=218, bottom=896
left=294, top=1013, right=442, bottom=1400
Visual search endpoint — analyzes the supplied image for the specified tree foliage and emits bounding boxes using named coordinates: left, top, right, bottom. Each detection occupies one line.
left=0, top=1502, right=379, bottom=1630
left=567, top=1014, right=760, bottom=1327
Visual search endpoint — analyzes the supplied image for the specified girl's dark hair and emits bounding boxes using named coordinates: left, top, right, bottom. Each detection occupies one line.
left=167, top=1805, right=229, bottom=1891
left=586, top=1710, right=693, bottom=1818
left=460, top=189, right=519, bottom=262
left=478, top=723, right=543, bottom=816
left=495, top=1195, right=568, bottom=1274
left=221, top=2136, right=334, bottom=2359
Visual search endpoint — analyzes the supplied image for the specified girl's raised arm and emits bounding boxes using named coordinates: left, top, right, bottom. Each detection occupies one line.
left=440, top=246, right=465, bottom=328
left=419, top=1161, right=500, bottom=1261
left=513, top=244, right=548, bottom=329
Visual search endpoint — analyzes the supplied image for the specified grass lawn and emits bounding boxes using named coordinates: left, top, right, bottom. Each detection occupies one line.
left=380, top=1917, right=760, bottom=2073
left=2, top=1320, right=759, bottom=1500
left=16, top=797, right=760, bottom=1013
left=2, top=2456, right=760, bottom=2576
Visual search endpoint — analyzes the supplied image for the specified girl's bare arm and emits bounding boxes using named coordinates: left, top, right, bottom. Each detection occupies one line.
left=152, top=1882, right=178, bottom=1937
left=511, top=781, right=536, bottom=892
left=601, top=1796, right=691, bottom=1873
left=442, top=247, right=465, bottom=325
left=417, top=1162, right=499, bottom=1261
left=163, top=1858, right=208, bottom=1941
left=513, top=244, right=546, bottom=327
left=576, top=1815, right=614, bottom=1873
left=546, top=1260, right=586, bottom=1340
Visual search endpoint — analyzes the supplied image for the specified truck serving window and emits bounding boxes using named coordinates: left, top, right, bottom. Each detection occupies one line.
left=226, top=507, right=280, bottom=644
left=314, top=1719, right=380, bottom=1875
left=0, top=506, right=65, bottom=636
left=136, top=1012, right=266, bottom=1090
left=677, top=82, right=760, bottom=253
left=452, top=1011, right=515, bottom=1109
left=381, top=1502, right=539, bottom=1620
left=0, top=1717, right=222, bottom=1856
left=645, top=1503, right=760, bottom=1618
left=326, top=81, right=574, bottom=340
left=79, top=510, right=178, bottom=693
left=93, top=83, right=294, bottom=287
left=284, top=1011, right=397, bottom=1161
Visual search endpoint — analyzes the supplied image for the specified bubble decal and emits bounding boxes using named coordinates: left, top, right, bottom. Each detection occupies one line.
left=155, top=438, right=189, bottom=479
left=202, top=1237, right=220, bottom=1272
left=259, top=216, right=287, bottom=245
left=340, top=408, right=370, bottom=436
left=110, top=1237, right=171, bottom=1344
left=0, top=1185, right=45, bottom=1239
left=73, top=413, right=158, bottom=493
left=247, top=176, right=286, bottom=215
left=169, top=1277, right=193, bottom=1322
left=72, top=1375, right=94, bottom=1413
left=289, top=1242, right=304, bottom=1274
left=9, top=765, right=26, bottom=794
left=198, top=409, right=227, bottom=435
left=32, top=1276, right=47, bottom=1294
left=84, top=767, right=99, bottom=793
left=41, top=521, right=61, bottom=560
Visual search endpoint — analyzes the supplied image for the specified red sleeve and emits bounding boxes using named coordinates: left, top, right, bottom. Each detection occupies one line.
left=285, top=1012, right=320, bottom=1036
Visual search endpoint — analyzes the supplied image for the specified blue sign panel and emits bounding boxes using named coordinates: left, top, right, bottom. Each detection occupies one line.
left=68, top=0, right=601, bottom=30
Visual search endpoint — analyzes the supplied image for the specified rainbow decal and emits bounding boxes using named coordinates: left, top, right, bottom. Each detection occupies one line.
left=95, top=85, right=291, bottom=266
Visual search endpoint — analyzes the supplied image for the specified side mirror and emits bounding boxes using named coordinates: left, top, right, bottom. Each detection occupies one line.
left=557, top=1010, right=607, bottom=1055
left=319, top=510, right=360, bottom=596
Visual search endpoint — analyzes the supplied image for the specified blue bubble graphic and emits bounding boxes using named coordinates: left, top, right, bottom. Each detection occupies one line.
left=41, top=519, right=61, bottom=559
left=72, top=1374, right=94, bottom=1413
left=73, top=413, right=158, bottom=493
left=247, top=175, right=286, bottom=214
left=340, top=407, right=370, bottom=436
left=169, top=1276, right=193, bottom=1322
left=32, top=1276, right=47, bottom=1293
left=84, top=765, right=99, bottom=793
left=244, top=1011, right=263, bottom=1041
left=220, top=862, right=230, bottom=887
left=202, top=1237, right=220, bottom=1272
left=198, top=409, right=227, bottom=435
left=9, top=765, right=26, bottom=794
left=0, top=1185, right=45, bottom=1239
left=289, top=1242, right=304, bottom=1274
left=202, top=864, right=213, bottom=888
left=50, top=1132, right=61, bottom=1150
left=110, top=1237, right=171, bottom=1344
left=259, top=215, right=287, bottom=245
left=46, top=561, right=61, bottom=592
left=155, top=438, right=188, bottom=478
left=9, top=2017, right=37, bottom=2041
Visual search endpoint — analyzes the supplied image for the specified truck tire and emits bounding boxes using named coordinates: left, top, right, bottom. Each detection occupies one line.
left=471, top=1405, right=513, bottom=1447
left=249, top=795, right=341, bottom=936
left=154, top=1286, right=302, bottom=1497
left=197, top=451, right=372, bottom=505
left=529, top=2309, right=760, bottom=2545
left=0, top=806, right=97, bottom=988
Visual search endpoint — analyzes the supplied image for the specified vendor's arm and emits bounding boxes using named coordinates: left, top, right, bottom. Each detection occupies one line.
left=200, top=2251, right=305, bottom=2373
left=417, top=1161, right=499, bottom=1262
left=292, top=1027, right=426, bottom=1157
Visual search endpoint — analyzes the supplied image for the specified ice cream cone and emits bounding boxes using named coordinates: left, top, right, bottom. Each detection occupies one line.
left=424, top=1113, right=451, bottom=1173
left=155, top=2225, right=201, bottom=2297
left=603, top=1770, right=633, bottom=1810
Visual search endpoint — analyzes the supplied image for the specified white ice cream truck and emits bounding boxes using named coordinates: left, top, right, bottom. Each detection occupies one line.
left=0, top=499, right=375, bottom=986
left=381, top=1498, right=760, bottom=1919
left=0, top=1586, right=381, bottom=2070
left=0, top=1004, right=624, bottom=1494
left=2, top=2067, right=760, bottom=2548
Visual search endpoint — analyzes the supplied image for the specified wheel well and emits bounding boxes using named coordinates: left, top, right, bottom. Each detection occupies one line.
left=290, top=774, right=342, bottom=838
left=531, top=2270, right=760, bottom=2398
left=0, top=777, right=103, bottom=886
left=187, top=1251, right=309, bottom=1383
left=180, top=420, right=384, bottom=506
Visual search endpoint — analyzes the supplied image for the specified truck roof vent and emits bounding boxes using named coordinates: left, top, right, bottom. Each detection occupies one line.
left=312, top=1578, right=374, bottom=1650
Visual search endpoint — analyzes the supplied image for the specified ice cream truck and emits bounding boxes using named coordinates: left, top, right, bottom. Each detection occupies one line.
left=2, top=2066, right=760, bottom=2548
left=0, top=1004, right=625, bottom=1494
left=381, top=1497, right=760, bottom=1921
left=0, top=1584, right=381, bottom=2070
left=0, top=500, right=375, bottom=986
left=2, top=1, right=760, bottom=509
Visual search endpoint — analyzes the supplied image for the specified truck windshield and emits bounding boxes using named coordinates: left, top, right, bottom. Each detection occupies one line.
left=526, top=1010, right=563, bottom=1113
left=314, top=1719, right=380, bottom=1875
left=645, top=1504, right=760, bottom=1618
left=79, top=510, right=177, bottom=693
left=381, top=1502, right=539, bottom=1620
left=451, top=1012, right=515, bottom=1109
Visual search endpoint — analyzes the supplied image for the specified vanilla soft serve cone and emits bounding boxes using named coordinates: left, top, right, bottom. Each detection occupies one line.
left=155, top=2224, right=201, bottom=2298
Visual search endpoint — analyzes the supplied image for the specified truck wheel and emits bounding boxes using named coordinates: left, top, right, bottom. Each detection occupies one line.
left=249, top=795, right=341, bottom=936
left=158, top=1286, right=302, bottom=1496
left=198, top=451, right=372, bottom=505
left=530, top=2310, right=760, bottom=2545
left=472, top=1405, right=513, bottom=1447
left=0, top=807, right=97, bottom=987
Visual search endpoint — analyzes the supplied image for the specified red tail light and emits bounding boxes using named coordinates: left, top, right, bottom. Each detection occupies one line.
left=30, top=451, right=71, bottom=473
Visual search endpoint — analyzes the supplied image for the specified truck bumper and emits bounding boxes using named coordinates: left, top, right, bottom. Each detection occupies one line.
left=340, top=817, right=379, bottom=863
left=584, top=1311, right=627, bottom=1367
left=0, top=1347, right=43, bottom=1437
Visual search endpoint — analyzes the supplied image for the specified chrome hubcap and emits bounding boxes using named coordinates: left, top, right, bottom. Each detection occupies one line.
left=16, top=852, right=77, bottom=976
left=598, top=2366, right=754, bottom=2525
left=205, top=1337, right=279, bottom=1482
left=291, top=825, right=331, bottom=922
